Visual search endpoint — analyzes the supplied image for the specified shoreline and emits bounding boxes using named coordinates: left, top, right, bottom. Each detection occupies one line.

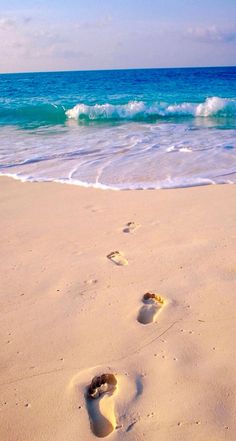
left=0, top=172, right=234, bottom=191
left=1, top=177, right=236, bottom=441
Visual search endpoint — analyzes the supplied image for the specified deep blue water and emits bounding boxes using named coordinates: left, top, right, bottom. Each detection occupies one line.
left=0, top=67, right=235, bottom=189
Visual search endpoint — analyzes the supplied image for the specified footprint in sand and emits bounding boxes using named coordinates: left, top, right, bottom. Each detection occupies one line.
left=86, top=373, right=118, bottom=438
left=107, top=251, right=128, bottom=266
left=137, top=292, right=165, bottom=325
left=123, top=221, right=140, bottom=233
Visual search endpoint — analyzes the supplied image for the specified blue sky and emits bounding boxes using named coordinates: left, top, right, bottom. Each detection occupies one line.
left=0, top=0, right=235, bottom=72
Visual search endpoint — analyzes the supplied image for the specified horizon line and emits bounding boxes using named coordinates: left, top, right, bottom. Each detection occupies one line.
left=0, top=64, right=235, bottom=76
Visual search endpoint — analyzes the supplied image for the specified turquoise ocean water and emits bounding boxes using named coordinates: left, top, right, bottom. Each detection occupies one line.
left=0, top=67, right=235, bottom=189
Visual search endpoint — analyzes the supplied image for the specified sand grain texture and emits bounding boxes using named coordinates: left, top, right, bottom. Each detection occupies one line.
left=0, top=177, right=236, bottom=441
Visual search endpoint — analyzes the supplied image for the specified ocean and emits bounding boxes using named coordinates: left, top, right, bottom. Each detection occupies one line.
left=0, top=66, right=235, bottom=189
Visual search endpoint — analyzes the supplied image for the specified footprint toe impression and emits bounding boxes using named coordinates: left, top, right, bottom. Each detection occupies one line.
left=107, top=251, right=128, bottom=266
left=86, top=373, right=118, bottom=438
left=137, top=292, right=165, bottom=325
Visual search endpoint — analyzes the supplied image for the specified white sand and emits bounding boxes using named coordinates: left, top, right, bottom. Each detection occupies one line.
left=0, top=177, right=236, bottom=441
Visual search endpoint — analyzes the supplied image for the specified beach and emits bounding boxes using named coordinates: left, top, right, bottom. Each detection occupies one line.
left=1, top=176, right=236, bottom=441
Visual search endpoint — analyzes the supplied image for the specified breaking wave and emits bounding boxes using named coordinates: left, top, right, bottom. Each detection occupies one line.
left=0, top=97, right=235, bottom=126
left=66, top=97, right=236, bottom=121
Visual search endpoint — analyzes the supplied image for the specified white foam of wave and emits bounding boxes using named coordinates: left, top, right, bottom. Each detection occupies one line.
left=0, top=121, right=235, bottom=191
left=66, top=101, right=146, bottom=120
left=196, top=97, right=233, bottom=117
left=66, top=97, right=236, bottom=120
left=0, top=172, right=119, bottom=190
left=166, top=146, right=176, bottom=152
left=1, top=172, right=235, bottom=191
left=179, top=147, right=192, bottom=153
left=166, top=146, right=192, bottom=153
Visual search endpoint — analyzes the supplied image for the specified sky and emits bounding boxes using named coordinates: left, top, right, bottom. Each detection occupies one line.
left=0, top=0, right=235, bottom=73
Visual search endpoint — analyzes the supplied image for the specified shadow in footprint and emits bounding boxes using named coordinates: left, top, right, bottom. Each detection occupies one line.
left=137, top=292, right=165, bottom=325
left=85, top=374, right=117, bottom=438
left=123, top=222, right=140, bottom=233
left=135, top=375, right=144, bottom=398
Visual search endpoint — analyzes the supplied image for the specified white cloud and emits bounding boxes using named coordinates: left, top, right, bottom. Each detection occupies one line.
left=186, top=25, right=236, bottom=43
left=75, top=15, right=113, bottom=31
left=0, top=17, right=16, bottom=29
left=0, top=11, right=235, bottom=72
left=0, top=15, right=32, bottom=29
left=0, top=13, right=94, bottom=71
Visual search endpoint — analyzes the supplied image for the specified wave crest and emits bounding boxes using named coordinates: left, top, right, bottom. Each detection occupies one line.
left=66, top=101, right=146, bottom=120
left=66, top=97, right=236, bottom=121
left=0, top=97, right=235, bottom=126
